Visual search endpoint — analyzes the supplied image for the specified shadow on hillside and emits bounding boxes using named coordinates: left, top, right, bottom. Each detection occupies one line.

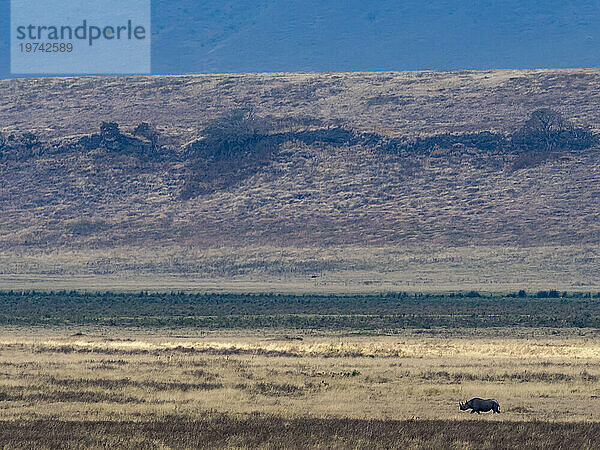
left=1, top=108, right=596, bottom=199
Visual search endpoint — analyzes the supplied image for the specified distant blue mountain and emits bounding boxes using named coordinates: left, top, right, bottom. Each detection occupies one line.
left=1, top=0, right=600, bottom=77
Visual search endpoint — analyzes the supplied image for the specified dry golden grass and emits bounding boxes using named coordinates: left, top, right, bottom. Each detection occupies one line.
left=0, top=244, right=599, bottom=293
left=0, top=327, right=599, bottom=424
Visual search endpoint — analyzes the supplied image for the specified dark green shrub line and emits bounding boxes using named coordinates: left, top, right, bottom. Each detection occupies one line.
left=0, top=290, right=598, bottom=329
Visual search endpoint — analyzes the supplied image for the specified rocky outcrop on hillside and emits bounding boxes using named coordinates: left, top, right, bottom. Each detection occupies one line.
left=0, top=122, right=170, bottom=164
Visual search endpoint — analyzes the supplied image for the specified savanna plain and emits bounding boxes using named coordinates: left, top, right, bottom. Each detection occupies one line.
left=0, top=292, right=599, bottom=449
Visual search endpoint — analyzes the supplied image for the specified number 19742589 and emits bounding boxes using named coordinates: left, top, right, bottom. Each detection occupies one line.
left=19, top=42, right=73, bottom=53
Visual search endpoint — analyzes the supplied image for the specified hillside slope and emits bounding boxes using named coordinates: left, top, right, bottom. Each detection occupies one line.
left=1, top=69, right=599, bottom=292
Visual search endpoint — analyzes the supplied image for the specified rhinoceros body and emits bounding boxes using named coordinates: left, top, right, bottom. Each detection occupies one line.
left=459, top=398, right=500, bottom=414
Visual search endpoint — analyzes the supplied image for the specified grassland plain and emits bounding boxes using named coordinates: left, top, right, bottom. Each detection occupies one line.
left=0, top=325, right=599, bottom=448
left=0, top=293, right=598, bottom=447
left=1, top=69, right=600, bottom=292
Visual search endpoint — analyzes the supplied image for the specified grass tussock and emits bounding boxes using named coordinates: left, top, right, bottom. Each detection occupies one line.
left=43, top=375, right=223, bottom=392
left=0, top=388, right=142, bottom=404
left=420, top=370, right=599, bottom=383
